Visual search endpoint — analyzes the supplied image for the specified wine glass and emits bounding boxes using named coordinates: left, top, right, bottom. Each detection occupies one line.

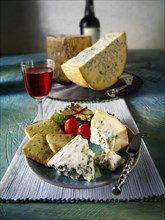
left=21, top=59, right=54, bottom=120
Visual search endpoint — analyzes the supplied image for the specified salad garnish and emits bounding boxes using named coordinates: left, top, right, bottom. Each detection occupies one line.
left=50, top=103, right=94, bottom=127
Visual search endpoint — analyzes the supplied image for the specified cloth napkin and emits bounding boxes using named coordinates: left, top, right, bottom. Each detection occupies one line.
left=0, top=98, right=165, bottom=202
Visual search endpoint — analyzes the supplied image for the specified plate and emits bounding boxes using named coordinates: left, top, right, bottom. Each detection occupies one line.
left=48, top=72, right=143, bottom=102
left=25, top=129, right=140, bottom=189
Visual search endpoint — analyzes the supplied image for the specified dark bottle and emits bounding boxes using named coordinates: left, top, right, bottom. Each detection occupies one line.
left=79, top=0, right=100, bottom=44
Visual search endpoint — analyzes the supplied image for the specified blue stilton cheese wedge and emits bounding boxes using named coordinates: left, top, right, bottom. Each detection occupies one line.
left=61, top=32, right=127, bottom=90
left=90, top=110, right=129, bottom=153
left=48, top=135, right=95, bottom=182
left=95, top=151, right=125, bottom=171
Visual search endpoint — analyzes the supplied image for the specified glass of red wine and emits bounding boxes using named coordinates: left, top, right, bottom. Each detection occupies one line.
left=21, top=59, right=54, bottom=120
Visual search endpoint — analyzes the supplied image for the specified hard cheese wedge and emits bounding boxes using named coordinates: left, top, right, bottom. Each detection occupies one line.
left=47, top=35, right=91, bottom=82
left=61, top=32, right=127, bottom=90
left=48, top=135, right=95, bottom=182
left=90, top=110, right=129, bottom=152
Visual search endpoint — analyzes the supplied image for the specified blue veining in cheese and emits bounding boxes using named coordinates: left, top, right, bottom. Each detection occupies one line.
left=95, top=151, right=125, bottom=171
left=90, top=110, right=129, bottom=153
left=48, top=135, right=95, bottom=182
left=61, top=32, right=127, bottom=90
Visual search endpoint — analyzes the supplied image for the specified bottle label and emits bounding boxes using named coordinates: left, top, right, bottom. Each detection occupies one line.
left=83, top=27, right=100, bottom=44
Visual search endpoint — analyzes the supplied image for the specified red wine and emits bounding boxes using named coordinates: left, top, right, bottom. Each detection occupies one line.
left=22, top=67, right=53, bottom=98
left=80, top=0, right=100, bottom=44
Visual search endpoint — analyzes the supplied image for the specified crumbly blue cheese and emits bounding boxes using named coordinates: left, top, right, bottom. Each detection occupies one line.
left=61, top=32, right=127, bottom=90
left=95, top=151, right=125, bottom=171
left=90, top=110, right=129, bottom=153
left=48, top=135, right=95, bottom=182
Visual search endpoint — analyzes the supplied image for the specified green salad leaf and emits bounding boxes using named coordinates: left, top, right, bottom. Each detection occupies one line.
left=50, top=103, right=94, bottom=127
left=50, top=112, right=66, bottom=127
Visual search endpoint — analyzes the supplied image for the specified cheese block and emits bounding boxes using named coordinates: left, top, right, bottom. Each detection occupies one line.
left=48, top=135, right=95, bottom=182
left=95, top=151, right=125, bottom=171
left=90, top=110, right=129, bottom=152
left=61, top=32, right=127, bottom=90
left=47, top=35, right=91, bottom=82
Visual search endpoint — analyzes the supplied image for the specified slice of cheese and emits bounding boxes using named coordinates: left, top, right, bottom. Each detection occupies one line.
left=61, top=32, right=127, bottom=90
left=47, top=35, right=91, bottom=82
left=90, top=110, right=129, bottom=153
left=95, top=151, right=125, bottom=171
left=48, top=135, right=95, bottom=182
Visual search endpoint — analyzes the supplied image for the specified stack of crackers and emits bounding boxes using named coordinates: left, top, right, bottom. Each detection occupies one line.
left=22, top=119, right=74, bottom=166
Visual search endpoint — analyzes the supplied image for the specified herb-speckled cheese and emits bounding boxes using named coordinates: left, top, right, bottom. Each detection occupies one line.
left=90, top=110, right=129, bottom=153
left=61, top=32, right=127, bottom=90
left=48, top=135, right=95, bottom=182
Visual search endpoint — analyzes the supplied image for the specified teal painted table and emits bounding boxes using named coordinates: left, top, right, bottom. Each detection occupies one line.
left=0, top=50, right=165, bottom=220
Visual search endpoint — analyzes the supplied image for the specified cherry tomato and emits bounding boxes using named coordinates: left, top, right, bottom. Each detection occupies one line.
left=77, top=124, right=91, bottom=140
left=64, top=118, right=80, bottom=135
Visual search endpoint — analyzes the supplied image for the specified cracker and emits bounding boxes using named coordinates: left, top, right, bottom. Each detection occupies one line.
left=25, top=119, right=64, bottom=138
left=46, top=133, right=74, bottom=154
left=22, top=133, right=54, bottom=166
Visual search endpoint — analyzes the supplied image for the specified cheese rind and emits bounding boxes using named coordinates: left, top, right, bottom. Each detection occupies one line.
left=61, top=32, right=127, bottom=90
left=48, top=135, right=95, bottom=182
left=90, top=110, right=129, bottom=153
left=47, top=35, right=91, bottom=82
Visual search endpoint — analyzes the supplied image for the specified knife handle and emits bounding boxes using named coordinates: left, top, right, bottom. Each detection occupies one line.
left=112, top=156, right=135, bottom=195
left=107, top=84, right=131, bottom=98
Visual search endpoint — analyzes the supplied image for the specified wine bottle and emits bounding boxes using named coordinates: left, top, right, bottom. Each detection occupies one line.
left=79, top=0, right=100, bottom=44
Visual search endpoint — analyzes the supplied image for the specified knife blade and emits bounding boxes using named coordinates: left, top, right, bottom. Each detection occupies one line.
left=112, top=133, right=142, bottom=195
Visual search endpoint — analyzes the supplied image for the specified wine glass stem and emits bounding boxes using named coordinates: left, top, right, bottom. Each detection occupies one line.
left=36, top=99, right=44, bottom=120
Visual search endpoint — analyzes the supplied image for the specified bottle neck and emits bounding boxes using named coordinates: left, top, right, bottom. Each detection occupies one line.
left=85, top=0, right=95, bottom=17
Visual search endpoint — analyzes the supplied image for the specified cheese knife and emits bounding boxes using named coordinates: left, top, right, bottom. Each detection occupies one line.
left=107, top=75, right=134, bottom=98
left=112, top=133, right=142, bottom=195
